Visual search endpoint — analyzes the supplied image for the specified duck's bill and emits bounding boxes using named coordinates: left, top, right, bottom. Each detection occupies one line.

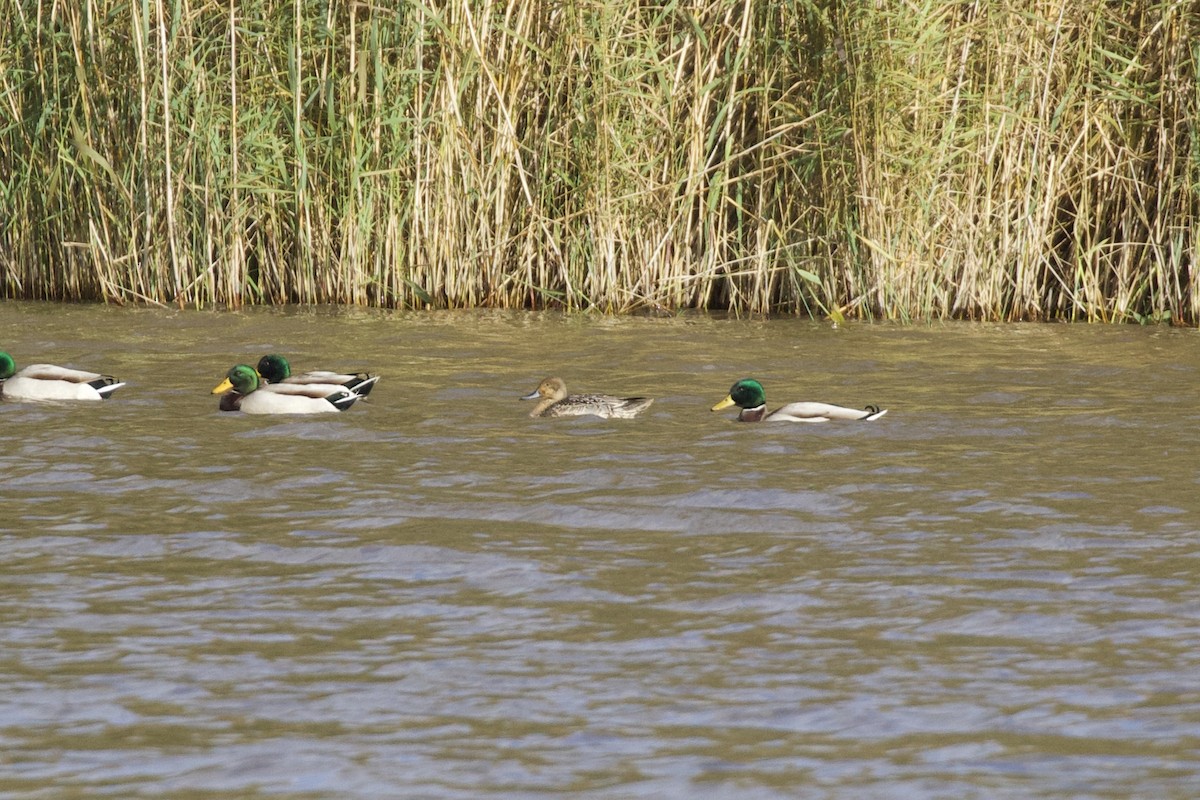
left=519, top=389, right=540, bottom=401
left=212, top=378, right=234, bottom=394
left=711, top=395, right=736, bottom=411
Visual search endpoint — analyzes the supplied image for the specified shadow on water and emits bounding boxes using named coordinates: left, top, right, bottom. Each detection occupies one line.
left=1, top=302, right=1199, bottom=798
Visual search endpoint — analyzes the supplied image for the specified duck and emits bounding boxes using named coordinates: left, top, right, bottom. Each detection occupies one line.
left=520, top=377, right=653, bottom=419
left=212, top=364, right=361, bottom=414
left=0, top=351, right=125, bottom=401
left=711, top=378, right=887, bottom=422
left=256, top=353, right=379, bottom=397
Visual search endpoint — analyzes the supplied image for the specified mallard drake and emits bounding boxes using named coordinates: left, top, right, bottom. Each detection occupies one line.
left=520, top=377, right=653, bottom=419
left=711, top=378, right=887, bottom=422
left=212, top=364, right=361, bottom=414
left=0, top=351, right=125, bottom=401
left=256, top=353, right=379, bottom=397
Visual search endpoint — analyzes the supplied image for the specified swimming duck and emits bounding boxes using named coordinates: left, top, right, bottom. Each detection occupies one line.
left=711, top=378, right=887, bottom=422
left=256, top=353, right=379, bottom=397
left=0, top=351, right=125, bottom=401
left=520, top=377, right=653, bottom=419
left=212, top=364, right=361, bottom=414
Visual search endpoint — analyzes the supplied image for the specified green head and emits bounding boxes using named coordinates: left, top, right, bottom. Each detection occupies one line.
left=256, top=354, right=291, bottom=383
left=212, top=364, right=261, bottom=395
left=713, top=378, right=766, bottom=411
left=0, top=351, right=14, bottom=380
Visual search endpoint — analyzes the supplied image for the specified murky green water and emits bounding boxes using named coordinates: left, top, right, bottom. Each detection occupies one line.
left=2, top=302, right=1198, bottom=799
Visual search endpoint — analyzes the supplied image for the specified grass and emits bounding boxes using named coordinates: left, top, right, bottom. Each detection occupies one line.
left=0, top=0, right=1196, bottom=321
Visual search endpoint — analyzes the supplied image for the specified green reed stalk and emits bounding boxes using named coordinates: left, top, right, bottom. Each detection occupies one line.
left=0, top=0, right=1196, bottom=320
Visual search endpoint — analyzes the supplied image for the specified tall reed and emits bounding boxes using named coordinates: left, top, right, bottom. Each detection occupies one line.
left=842, top=0, right=1199, bottom=321
left=0, top=0, right=1196, bottom=320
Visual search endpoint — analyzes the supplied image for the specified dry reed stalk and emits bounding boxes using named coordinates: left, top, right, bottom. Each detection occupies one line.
left=844, top=0, right=1198, bottom=321
left=0, top=0, right=1195, bottom=321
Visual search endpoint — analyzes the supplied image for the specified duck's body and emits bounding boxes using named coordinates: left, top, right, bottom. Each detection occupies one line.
left=213, top=365, right=360, bottom=414
left=0, top=353, right=125, bottom=401
left=521, top=377, right=653, bottom=419
left=256, top=354, right=379, bottom=397
left=712, top=379, right=886, bottom=423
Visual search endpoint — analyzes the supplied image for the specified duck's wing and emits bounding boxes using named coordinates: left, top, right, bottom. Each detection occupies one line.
left=767, top=402, right=887, bottom=422
left=19, top=364, right=107, bottom=383
left=284, top=371, right=380, bottom=397
left=546, top=394, right=652, bottom=419
left=238, top=384, right=360, bottom=414
left=259, top=381, right=357, bottom=398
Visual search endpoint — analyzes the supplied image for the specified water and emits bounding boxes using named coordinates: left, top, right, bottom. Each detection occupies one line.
left=1, top=302, right=1198, bottom=799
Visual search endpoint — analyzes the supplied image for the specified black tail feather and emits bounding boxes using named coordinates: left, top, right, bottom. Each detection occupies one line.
left=90, top=376, right=125, bottom=399
left=344, top=374, right=380, bottom=397
left=327, top=390, right=360, bottom=412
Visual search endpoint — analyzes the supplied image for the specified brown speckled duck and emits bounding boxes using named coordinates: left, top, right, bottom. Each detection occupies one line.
left=521, top=377, right=653, bottom=419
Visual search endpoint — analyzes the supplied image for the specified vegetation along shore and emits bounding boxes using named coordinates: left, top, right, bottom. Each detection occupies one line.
left=1, top=1, right=1196, bottom=321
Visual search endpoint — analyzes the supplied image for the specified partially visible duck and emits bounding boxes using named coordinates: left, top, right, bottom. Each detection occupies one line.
left=520, top=377, right=653, bottom=419
left=711, top=378, right=887, bottom=422
left=212, top=364, right=360, bottom=414
left=256, top=354, right=380, bottom=397
left=0, top=351, right=125, bottom=401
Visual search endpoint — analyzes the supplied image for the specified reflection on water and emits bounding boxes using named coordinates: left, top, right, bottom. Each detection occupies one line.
left=1, top=302, right=1198, bottom=798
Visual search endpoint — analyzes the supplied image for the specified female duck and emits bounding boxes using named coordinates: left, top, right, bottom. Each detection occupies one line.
left=711, top=378, right=886, bottom=422
left=0, top=351, right=125, bottom=401
left=256, top=354, right=379, bottom=397
left=213, top=364, right=361, bottom=414
left=521, top=377, right=653, bottom=419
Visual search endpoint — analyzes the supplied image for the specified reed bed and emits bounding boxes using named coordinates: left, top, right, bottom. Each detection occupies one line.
left=0, top=0, right=1196, bottom=320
